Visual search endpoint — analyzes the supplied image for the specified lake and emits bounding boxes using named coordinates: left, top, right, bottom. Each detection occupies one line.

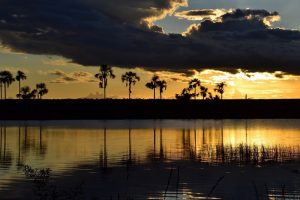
left=0, top=119, right=299, bottom=199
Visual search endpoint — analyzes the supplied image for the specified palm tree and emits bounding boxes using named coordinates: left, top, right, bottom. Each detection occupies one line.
left=214, top=82, right=226, bottom=100
left=16, top=71, right=27, bottom=99
left=95, top=65, right=116, bottom=99
left=36, top=83, right=48, bottom=99
left=189, top=79, right=201, bottom=99
left=176, top=88, right=195, bottom=100
left=16, top=86, right=37, bottom=99
left=200, top=86, right=208, bottom=100
left=145, top=75, right=159, bottom=99
left=121, top=71, right=140, bottom=99
left=0, top=71, right=15, bottom=99
left=157, top=80, right=167, bottom=99
left=207, top=92, right=214, bottom=100
left=0, top=76, right=3, bottom=100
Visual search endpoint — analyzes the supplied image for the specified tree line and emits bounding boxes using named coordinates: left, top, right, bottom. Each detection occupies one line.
left=95, top=65, right=226, bottom=100
left=0, top=70, right=48, bottom=100
left=0, top=65, right=226, bottom=100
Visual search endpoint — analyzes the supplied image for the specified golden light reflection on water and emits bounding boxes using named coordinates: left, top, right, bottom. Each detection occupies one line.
left=0, top=120, right=300, bottom=191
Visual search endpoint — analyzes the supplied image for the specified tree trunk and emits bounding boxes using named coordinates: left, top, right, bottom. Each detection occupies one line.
left=154, top=88, right=156, bottom=99
left=0, top=83, right=2, bottom=100
left=4, top=83, right=6, bottom=100
left=129, top=84, right=132, bottom=99
left=129, top=87, right=131, bottom=99
left=194, top=88, right=197, bottom=100
left=160, top=91, right=162, bottom=100
left=104, top=87, right=106, bottom=99
left=18, top=80, right=21, bottom=99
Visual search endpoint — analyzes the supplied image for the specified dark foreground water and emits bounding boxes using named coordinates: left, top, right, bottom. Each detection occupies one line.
left=0, top=120, right=299, bottom=199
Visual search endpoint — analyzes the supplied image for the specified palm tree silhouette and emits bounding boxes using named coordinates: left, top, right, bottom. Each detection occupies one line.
left=157, top=80, right=167, bottom=99
left=200, top=86, right=208, bottom=100
left=0, top=76, right=3, bottom=100
left=145, top=75, right=159, bottom=99
left=208, top=92, right=213, bottom=100
left=17, top=86, right=37, bottom=99
left=95, top=65, right=116, bottom=99
left=0, top=71, right=15, bottom=99
left=36, top=83, right=48, bottom=99
left=176, top=88, right=195, bottom=100
left=121, top=71, right=140, bottom=99
left=16, top=71, right=27, bottom=99
left=189, top=79, right=201, bottom=99
left=214, top=82, right=226, bottom=100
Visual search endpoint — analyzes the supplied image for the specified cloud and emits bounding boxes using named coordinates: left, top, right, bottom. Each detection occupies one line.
left=0, top=1, right=299, bottom=75
left=42, top=58, right=75, bottom=66
left=48, top=70, right=66, bottom=76
left=0, top=44, right=25, bottom=55
left=0, top=66, right=29, bottom=74
left=175, top=9, right=229, bottom=21
left=48, top=70, right=97, bottom=84
left=183, top=9, right=281, bottom=33
left=220, top=9, right=281, bottom=27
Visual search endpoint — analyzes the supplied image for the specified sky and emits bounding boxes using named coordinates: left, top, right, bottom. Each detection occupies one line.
left=0, top=0, right=300, bottom=99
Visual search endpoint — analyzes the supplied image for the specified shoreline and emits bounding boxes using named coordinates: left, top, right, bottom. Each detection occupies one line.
left=0, top=99, right=300, bottom=120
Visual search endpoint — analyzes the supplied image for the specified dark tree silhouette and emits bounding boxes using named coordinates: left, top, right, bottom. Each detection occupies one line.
left=146, top=75, right=160, bottom=99
left=214, top=82, right=226, bottom=100
left=157, top=80, right=167, bottom=99
left=189, top=79, right=201, bottom=99
left=121, top=71, right=140, bottom=99
left=0, top=75, right=3, bottom=100
left=0, top=71, right=15, bottom=99
left=176, top=88, right=195, bottom=100
left=95, top=65, right=115, bottom=99
left=200, top=86, right=208, bottom=100
left=16, top=86, right=37, bottom=99
left=36, top=83, right=48, bottom=99
left=16, top=71, right=27, bottom=99
left=207, top=92, right=220, bottom=100
left=208, top=92, right=213, bottom=100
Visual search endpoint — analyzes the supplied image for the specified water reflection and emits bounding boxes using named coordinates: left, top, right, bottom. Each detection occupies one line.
left=0, top=126, right=13, bottom=170
left=0, top=119, right=299, bottom=199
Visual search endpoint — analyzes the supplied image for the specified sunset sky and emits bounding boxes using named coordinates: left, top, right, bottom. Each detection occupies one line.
left=1, top=0, right=300, bottom=99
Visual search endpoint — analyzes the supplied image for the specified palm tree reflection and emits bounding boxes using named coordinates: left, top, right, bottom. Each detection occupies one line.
left=182, top=129, right=198, bottom=160
left=38, top=122, right=47, bottom=156
left=17, top=126, right=21, bottom=167
left=128, top=128, right=132, bottom=165
left=0, top=123, right=12, bottom=169
left=99, top=128, right=108, bottom=171
left=16, top=123, right=47, bottom=167
left=153, top=128, right=156, bottom=156
left=159, top=128, right=164, bottom=160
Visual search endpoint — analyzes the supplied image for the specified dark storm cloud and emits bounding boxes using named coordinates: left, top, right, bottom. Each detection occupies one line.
left=221, top=9, right=279, bottom=21
left=0, top=1, right=300, bottom=74
left=175, top=9, right=222, bottom=20
left=181, top=10, right=217, bottom=16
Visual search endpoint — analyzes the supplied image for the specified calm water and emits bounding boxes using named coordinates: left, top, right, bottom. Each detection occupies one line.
left=0, top=119, right=299, bottom=199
